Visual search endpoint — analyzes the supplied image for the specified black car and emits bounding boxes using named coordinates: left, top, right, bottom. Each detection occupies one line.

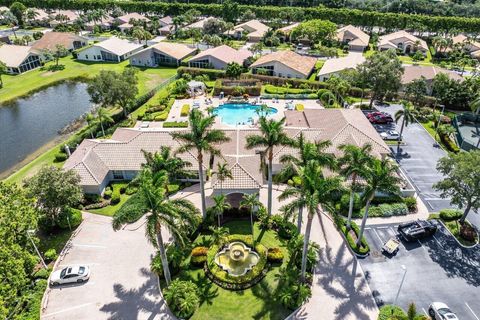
left=397, top=220, right=437, bottom=242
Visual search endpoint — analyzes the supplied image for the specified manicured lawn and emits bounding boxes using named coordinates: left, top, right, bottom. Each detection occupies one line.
left=89, top=182, right=131, bottom=216
left=168, top=220, right=292, bottom=320
left=0, top=56, right=177, bottom=104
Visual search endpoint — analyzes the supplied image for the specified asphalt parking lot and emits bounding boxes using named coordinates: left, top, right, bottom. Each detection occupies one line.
left=359, top=220, right=480, bottom=319
left=42, top=213, right=171, bottom=320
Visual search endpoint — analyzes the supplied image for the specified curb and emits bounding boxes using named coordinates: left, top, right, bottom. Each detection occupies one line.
left=438, top=219, right=479, bottom=249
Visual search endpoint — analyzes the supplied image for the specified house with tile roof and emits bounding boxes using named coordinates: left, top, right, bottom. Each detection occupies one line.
left=378, top=31, right=428, bottom=55
left=0, top=45, right=41, bottom=74
left=401, top=65, right=463, bottom=94
left=129, top=42, right=197, bottom=67
left=188, top=45, right=252, bottom=69
left=227, top=20, right=269, bottom=42
left=116, top=12, right=150, bottom=32
left=450, top=34, right=480, bottom=58
left=49, top=10, right=80, bottom=27
left=32, top=32, right=88, bottom=52
left=317, top=54, right=366, bottom=81
left=336, top=25, right=370, bottom=51
left=76, top=37, right=144, bottom=62
left=250, top=50, right=317, bottom=79
left=64, top=109, right=392, bottom=195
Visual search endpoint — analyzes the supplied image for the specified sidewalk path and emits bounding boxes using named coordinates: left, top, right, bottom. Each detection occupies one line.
left=291, top=211, right=379, bottom=320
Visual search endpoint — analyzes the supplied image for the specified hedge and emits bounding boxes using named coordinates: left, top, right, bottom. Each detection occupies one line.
left=267, top=247, right=284, bottom=263
left=7, top=0, right=480, bottom=32
left=368, top=203, right=409, bottom=218
left=213, top=79, right=262, bottom=96
left=439, top=208, right=463, bottom=221
left=163, top=121, right=188, bottom=128
left=177, top=66, right=225, bottom=80
left=57, top=207, right=83, bottom=229
left=180, top=104, right=190, bottom=116
left=378, top=305, right=407, bottom=320
left=334, top=215, right=370, bottom=255
left=113, top=192, right=149, bottom=224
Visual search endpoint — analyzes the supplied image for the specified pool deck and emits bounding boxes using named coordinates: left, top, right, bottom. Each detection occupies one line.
left=166, top=97, right=323, bottom=128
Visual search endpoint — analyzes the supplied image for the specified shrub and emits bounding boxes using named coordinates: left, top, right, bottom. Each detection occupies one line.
left=57, top=207, right=83, bottom=229
left=339, top=193, right=362, bottom=214
left=460, top=224, right=477, bottom=241
left=44, top=249, right=57, bottom=262
left=33, top=268, right=50, bottom=280
left=403, top=196, right=417, bottom=212
left=335, top=215, right=370, bottom=255
left=439, top=208, right=463, bottom=221
left=163, top=121, right=188, bottom=128
left=177, top=66, right=225, bottom=80
left=295, top=104, right=304, bottom=111
left=125, top=185, right=138, bottom=195
left=113, top=192, right=148, bottom=225
left=277, top=220, right=298, bottom=239
left=368, top=203, right=408, bottom=217
left=191, top=246, right=208, bottom=256
left=119, top=185, right=127, bottom=194
left=110, top=190, right=121, bottom=205
left=191, top=255, right=207, bottom=267
left=103, top=189, right=113, bottom=199
left=267, top=247, right=284, bottom=263
left=378, top=305, right=407, bottom=320
left=154, top=111, right=169, bottom=121
left=54, top=152, right=67, bottom=162
left=163, top=279, right=200, bottom=319
left=180, top=104, right=190, bottom=116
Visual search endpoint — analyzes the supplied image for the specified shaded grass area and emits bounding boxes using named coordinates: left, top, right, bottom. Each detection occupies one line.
left=443, top=219, right=479, bottom=247
left=165, top=221, right=292, bottom=320
left=37, top=228, right=74, bottom=255
left=0, top=56, right=177, bottom=104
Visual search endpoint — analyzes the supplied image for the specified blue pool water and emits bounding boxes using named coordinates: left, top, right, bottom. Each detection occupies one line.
left=213, top=103, right=278, bottom=125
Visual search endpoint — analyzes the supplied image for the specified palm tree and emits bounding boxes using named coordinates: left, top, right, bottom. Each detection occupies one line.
left=171, top=109, right=230, bottom=220
left=277, top=133, right=336, bottom=230
left=240, top=193, right=261, bottom=241
left=297, top=160, right=341, bottom=281
left=85, top=112, right=97, bottom=138
left=246, top=116, right=292, bottom=216
left=209, top=226, right=229, bottom=245
left=471, top=96, right=480, bottom=115
left=394, top=102, right=416, bottom=154
left=213, top=162, right=233, bottom=194
left=96, top=107, right=114, bottom=137
left=141, top=146, right=192, bottom=195
left=211, top=194, right=231, bottom=227
left=112, top=169, right=199, bottom=286
left=356, top=158, right=401, bottom=246
left=338, top=144, right=373, bottom=230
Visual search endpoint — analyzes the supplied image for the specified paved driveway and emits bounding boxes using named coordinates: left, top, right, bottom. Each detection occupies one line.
left=42, top=213, right=172, bottom=320
left=360, top=221, right=480, bottom=320
left=374, top=104, right=452, bottom=213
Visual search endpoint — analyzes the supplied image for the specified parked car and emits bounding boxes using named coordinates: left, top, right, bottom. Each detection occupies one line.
left=369, top=115, right=393, bottom=124
left=397, top=220, right=437, bottom=242
left=366, top=111, right=384, bottom=119
left=429, top=302, right=459, bottom=320
left=380, top=130, right=400, bottom=140
left=50, top=265, right=90, bottom=286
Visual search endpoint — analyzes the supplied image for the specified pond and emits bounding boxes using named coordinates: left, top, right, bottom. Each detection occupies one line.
left=0, top=82, right=93, bottom=177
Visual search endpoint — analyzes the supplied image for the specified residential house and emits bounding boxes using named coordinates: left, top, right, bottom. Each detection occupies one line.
left=450, top=34, right=480, bottom=59
left=31, top=32, right=88, bottom=52
left=336, top=25, right=370, bottom=51
left=317, top=54, right=366, bottom=81
left=0, top=45, right=41, bottom=74
left=250, top=50, right=317, bottom=79
left=227, top=19, right=269, bottom=42
left=277, top=22, right=299, bottom=41
left=116, top=12, right=150, bottom=33
left=158, top=16, right=173, bottom=35
left=188, top=45, right=252, bottom=69
left=76, top=37, right=143, bottom=62
left=85, top=16, right=114, bottom=31
left=49, top=10, right=80, bottom=27
left=378, top=31, right=428, bottom=55
left=401, top=65, right=463, bottom=94
left=64, top=109, right=391, bottom=195
left=129, top=42, right=196, bottom=67
left=184, top=17, right=215, bottom=30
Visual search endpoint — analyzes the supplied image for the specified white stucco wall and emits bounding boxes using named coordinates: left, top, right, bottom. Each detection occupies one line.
left=77, top=46, right=103, bottom=61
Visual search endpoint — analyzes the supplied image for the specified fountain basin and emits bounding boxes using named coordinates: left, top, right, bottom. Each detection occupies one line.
left=214, top=242, right=260, bottom=277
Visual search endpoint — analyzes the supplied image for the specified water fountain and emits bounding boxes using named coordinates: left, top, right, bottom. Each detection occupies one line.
left=214, top=242, right=260, bottom=277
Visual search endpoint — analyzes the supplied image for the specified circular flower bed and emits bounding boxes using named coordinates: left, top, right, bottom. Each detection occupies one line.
left=206, top=234, right=268, bottom=290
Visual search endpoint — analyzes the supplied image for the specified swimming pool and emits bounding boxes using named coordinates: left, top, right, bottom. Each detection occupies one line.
left=213, top=103, right=278, bottom=125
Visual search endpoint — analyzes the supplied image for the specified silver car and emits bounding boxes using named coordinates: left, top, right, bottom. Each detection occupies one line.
left=50, top=265, right=90, bottom=286
left=429, top=302, right=459, bottom=320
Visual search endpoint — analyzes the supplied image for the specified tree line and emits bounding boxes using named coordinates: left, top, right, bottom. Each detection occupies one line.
left=3, top=0, right=480, bottom=33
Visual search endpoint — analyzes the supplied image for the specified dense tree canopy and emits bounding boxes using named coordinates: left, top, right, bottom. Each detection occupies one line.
left=290, top=19, right=337, bottom=44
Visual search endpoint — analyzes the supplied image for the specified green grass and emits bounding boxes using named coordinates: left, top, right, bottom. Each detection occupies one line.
left=308, top=60, right=324, bottom=81
left=419, top=120, right=450, bottom=150
left=167, top=220, right=292, bottom=320
left=0, top=56, right=177, bottom=104
left=89, top=182, right=131, bottom=216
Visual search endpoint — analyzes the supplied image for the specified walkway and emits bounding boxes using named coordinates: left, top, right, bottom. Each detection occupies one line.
left=290, top=211, right=379, bottom=320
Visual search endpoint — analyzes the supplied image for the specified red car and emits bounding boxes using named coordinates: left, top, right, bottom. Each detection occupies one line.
left=366, top=112, right=384, bottom=119
left=369, top=115, right=393, bottom=124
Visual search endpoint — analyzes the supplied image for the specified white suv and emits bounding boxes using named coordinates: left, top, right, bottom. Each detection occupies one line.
left=428, top=302, right=459, bottom=320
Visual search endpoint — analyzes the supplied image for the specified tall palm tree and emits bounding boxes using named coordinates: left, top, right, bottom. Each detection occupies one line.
left=112, top=169, right=199, bottom=286
left=471, top=96, right=480, bottom=115
left=394, top=102, right=416, bottom=154
left=356, top=158, right=401, bottom=246
left=240, top=193, right=261, bottom=241
left=246, top=117, right=292, bottom=216
left=211, top=194, right=231, bottom=227
left=214, top=162, right=233, bottom=194
left=338, top=144, right=373, bottom=230
left=297, top=160, right=341, bottom=281
left=171, top=109, right=230, bottom=219
left=96, top=107, right=114, bottom=137
left=277, top=133, right=336, bottom=230
left=141, top=146, right=192, bottom=195
left=85, top=112, right=97, bottom=138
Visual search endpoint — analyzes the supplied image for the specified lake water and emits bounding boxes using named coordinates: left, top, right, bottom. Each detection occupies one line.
left=0, top=82, right=93, bottom=177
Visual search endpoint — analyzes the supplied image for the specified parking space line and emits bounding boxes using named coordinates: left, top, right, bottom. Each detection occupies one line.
left=72, top=243, right=107, bottom=248
left=373, top=229, right=385, bottom=244
left=42, top=303, right=94, bottom=318
left=422, top=308, right=428, bottom=316
left=377, top=226, right=389, bottom=229
left=432, top=234, right=444, bottom=249
left=466, top=303, right=480, bottom=320
left=417, top=239, right=428, bottom=251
